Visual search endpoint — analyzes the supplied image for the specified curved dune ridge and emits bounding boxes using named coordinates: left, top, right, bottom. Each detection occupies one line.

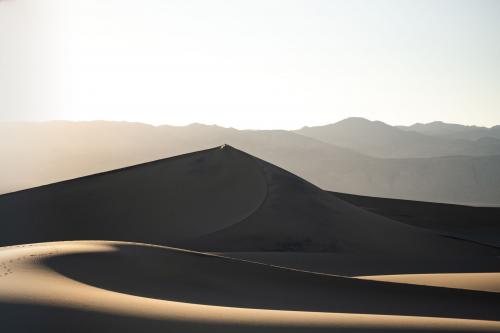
left=0, top=145, right=498, bottom=256
left=1, top=241, right=500, bottom=333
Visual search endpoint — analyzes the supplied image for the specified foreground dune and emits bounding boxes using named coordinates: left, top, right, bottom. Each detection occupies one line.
left=1, top=241, right=500, bottom=333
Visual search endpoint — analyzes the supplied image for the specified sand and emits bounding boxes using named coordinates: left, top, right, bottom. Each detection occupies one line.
left=0, top=146, right=268, bottom=246
left=1, top=241, right=500, bottom=332
left=332, top=191, right=500, bottom=247
left=0, top=145, right=498, bottom=256
left=358, top=273, right=500, bottom=293
left=1, top=145, right=499, bottom=332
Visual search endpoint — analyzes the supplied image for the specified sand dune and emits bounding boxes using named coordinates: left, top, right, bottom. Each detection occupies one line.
left=1, top=241, right=500, bottom=332
left=332, top=191, right=500, bottom=247
left=0, top=145, right=497, bottom=256
left=0, top=146, right=267, bottom=246
left=1, top=146, right=499, bottom=331
left=218, top=252, right=500, bottom=276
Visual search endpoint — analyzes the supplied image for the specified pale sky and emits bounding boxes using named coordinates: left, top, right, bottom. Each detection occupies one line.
left=1, top=0, right=499, bottom=129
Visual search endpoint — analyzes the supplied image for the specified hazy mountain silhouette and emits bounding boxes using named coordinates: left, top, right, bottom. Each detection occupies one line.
left=1, top=121, right=500, bottom=204
left=398, top=121, right=500, bottom=141
left=295, top=117, right=500, bottom=158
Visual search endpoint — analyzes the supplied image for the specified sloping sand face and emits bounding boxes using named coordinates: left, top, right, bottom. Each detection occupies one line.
left=358, top=273, right=500, bottom=293
left=331, top=191, right=500, bottom=247
left=216, top=251, right=500, bottom=276
left=1, top=241, right=500, bottom=333
left=0, top=146, right=268, bottom=246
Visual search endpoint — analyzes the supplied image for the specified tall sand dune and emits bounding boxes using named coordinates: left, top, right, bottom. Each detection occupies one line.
left=0, top=146, right=267, bottom=245
left=0, top=145, right=497, bottom=256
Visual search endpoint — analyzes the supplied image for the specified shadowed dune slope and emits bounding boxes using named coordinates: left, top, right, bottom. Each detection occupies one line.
left=217, top=252, right=500, bottom=276
left=0, top=146, right=498, bottom=256
left=331, top=191, right=500, bottom=247
left=179, top=150, right=498, bottom=255
left=1, top=241, right=500, bottom=333
left=0, top=146, right=267, bottom=246
left=39, top=243, right=500, bottom=319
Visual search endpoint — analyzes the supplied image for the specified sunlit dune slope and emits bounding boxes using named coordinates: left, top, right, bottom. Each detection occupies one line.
left=358, top=273, right=500, bottom=293
left=1, top=241, right=500, bottom=333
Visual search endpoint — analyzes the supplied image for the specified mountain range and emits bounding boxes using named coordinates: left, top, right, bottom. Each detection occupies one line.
left=296, top=117, right=500, bottom=158
left=399, top=121, right=500, bottom=141
left=1, top=118, right=500, bottom=204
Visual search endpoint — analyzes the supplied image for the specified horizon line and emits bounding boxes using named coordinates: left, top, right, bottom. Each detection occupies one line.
left=0, top=117, right=498, bottom=131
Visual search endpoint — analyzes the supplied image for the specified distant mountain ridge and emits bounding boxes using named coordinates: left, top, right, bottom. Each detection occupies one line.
left=1, top=120, right=500, bottom=204
left=398, top=121, right=500, bottom=141
left=295, top=117, right=500, bottom=158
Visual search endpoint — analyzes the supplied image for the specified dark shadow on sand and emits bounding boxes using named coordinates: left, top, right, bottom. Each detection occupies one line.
left=43, top=244, right=500, bottom=321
